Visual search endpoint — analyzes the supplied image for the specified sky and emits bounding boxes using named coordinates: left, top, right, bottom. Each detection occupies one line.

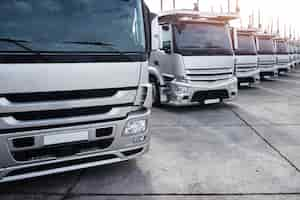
left=145, top=0, right=300, bottom=39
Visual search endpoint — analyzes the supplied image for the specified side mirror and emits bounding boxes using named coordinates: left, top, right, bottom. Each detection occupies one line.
left=143, top=3, right=152, bottom=56
left=234, top=49, right=241, bottom=55
left=162, top=41, right=172, bottom=54
left=162, top=25, right=170, bottom=31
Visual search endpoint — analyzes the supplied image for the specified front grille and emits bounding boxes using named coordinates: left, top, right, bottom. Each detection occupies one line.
left=186, top=67, right=233, bottom=82
left=236, top=64, right=257, bottom=72
left=187, top=72, right=233, bottom=77
left=238, top=77, right=256, bottom=83
left=277, top=60, right=289, bottom=65
left=12, top=138, right=114, bottom=162
left=259, top=61, right=275, bottom=68
left=0, top=87, right=136, bottom=135
left=2, top=88, right=124, bottom=103
left=4, top=105, right=120, bottom=121
left=191, top=90, right=229, bottom=102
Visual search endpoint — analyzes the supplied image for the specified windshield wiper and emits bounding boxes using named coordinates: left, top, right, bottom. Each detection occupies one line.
left=62, top=41, right=124, bottom=53
left=63, top=41, right=113, bottom=47
left=0, top=38, right=39, bottom=54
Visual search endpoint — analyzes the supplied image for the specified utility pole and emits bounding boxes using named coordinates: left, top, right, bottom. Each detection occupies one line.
left=270, top=18, right=273, bottom=34
left=251, top=10, right=255, bottom=28
left=160, top=0, right=163, bottom=11
left=193, top=0, right=199, bottom=11
left=228, top=0, right=231, bottom=13
left=248, top=15, right=252, bottom=28
left=276, top=17, right=280, bottom=35
left=236, top=0, right=240, bottom=13
left=258, top=9, right=262, bottom=30
left=284, top=24, right=287, bottom=39
left=173, top=0, right=175, bottom=9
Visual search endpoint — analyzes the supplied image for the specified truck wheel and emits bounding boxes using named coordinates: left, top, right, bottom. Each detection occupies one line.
left=150, top=76, right=161, bottom=106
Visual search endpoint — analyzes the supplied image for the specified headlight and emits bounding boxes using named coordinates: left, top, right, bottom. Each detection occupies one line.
left=173, top=85, right=190, bottom=96
left=123, top=119, right=147, bottom=136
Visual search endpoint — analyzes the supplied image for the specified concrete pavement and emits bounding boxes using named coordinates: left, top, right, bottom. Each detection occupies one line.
left=2, top=69, right=300, bottom=200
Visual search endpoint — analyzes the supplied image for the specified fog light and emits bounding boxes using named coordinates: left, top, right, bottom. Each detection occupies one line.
left=124, top=119, right=147, bottom=136
left=133, top=136, right=147, bottom=143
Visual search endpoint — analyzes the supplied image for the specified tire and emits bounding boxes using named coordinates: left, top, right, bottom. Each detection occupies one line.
left=149, top=76, right=161, bottom=106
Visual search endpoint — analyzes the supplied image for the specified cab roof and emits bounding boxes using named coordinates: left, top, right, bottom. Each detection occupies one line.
left=237, top=28, right=257, bottom=36
left=255, top=32, right=275, bottom=39
left=158, top=9, right=239, bottom=25
left=273, top=37, right=287, bottom=42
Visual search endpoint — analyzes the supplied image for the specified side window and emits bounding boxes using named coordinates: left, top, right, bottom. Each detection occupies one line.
left=255, top=37, right=260, bottom=51
left=160, top=24, right=172, bottom=53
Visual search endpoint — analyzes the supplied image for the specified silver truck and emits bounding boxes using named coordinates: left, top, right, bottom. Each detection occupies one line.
left=232, top=28, right=260, bottom=86
left=255, top=33, right=277, bottom=79
left=288, top=41, right=298, bottom=68
left=296, top=41, right=300, bottom=65
left=149, top=10, right=238, bottom=106
left=0, top=0, right=152, bottom=183
left=273, top=37, right=290, bottom=74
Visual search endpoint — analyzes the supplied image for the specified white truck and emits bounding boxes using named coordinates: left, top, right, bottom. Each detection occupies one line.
left=273, top=37, right=291, bottom=74
left=296, top=41, right=300, bottom=65
left=289, top=41, right=298, bottom=68
left=255, top=33, right=277, bottom=79
left=149, top=10, right=238, bottom=106
left=0, top=0, right=152, bottom=183
left=232, top=28, right=260, bottom=86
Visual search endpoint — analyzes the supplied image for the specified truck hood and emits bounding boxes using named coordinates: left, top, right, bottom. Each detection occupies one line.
left=0, top=62, right=141, bottom=94
left=276, top=55, right=290, bottom=63
left=258, top=55, right=275, bottom=63
left=183, top=56, right=234, bottom=69
left=235, top=55, right=258, bottom=65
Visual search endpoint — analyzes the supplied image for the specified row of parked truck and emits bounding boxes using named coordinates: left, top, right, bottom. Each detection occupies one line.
left=0, top=0, right=298, bottom=183
left=148, top=9, right=300, bottom=106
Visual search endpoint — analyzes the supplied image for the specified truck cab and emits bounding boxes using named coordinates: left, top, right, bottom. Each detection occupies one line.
left=149, top=10, right=238, bottom=106
left=273, top=37, right=290, bottom=74
left=232, top=29, right=260, bottom=86
left=296, top=41, right=300, bottom=65
left=0, top=0, right=152, bottom=183
left=288, top=41, right=297, bottom=68
left=255, top=33, right=277, bottom=79
left=287, top=41, right=293, bottom=68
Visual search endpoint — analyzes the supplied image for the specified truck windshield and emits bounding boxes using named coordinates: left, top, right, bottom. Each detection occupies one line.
left=236, top=35, right=257, bottom=55
left=174, top=23, right=233, bottom=56
left=276, top=41, right=288, bottom=54
left=289, top=45, right=296, bottom=54
left=0, top=0, right=145, bottom=54
left=257, top=38, right=274, bottom=54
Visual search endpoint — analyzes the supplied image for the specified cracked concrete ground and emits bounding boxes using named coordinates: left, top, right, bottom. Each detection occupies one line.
left=1, top=68, right=300, bottom=200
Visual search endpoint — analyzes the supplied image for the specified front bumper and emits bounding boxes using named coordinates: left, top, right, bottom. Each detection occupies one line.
left=237, top=69, right=260, bottom=84
left=275, top=64, right=290, bottom=72
left=259, top=65, right=277, bottom=77
left=165, top=77, right=238, bottom=106
left=0, top=109, right=151, bottom=183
